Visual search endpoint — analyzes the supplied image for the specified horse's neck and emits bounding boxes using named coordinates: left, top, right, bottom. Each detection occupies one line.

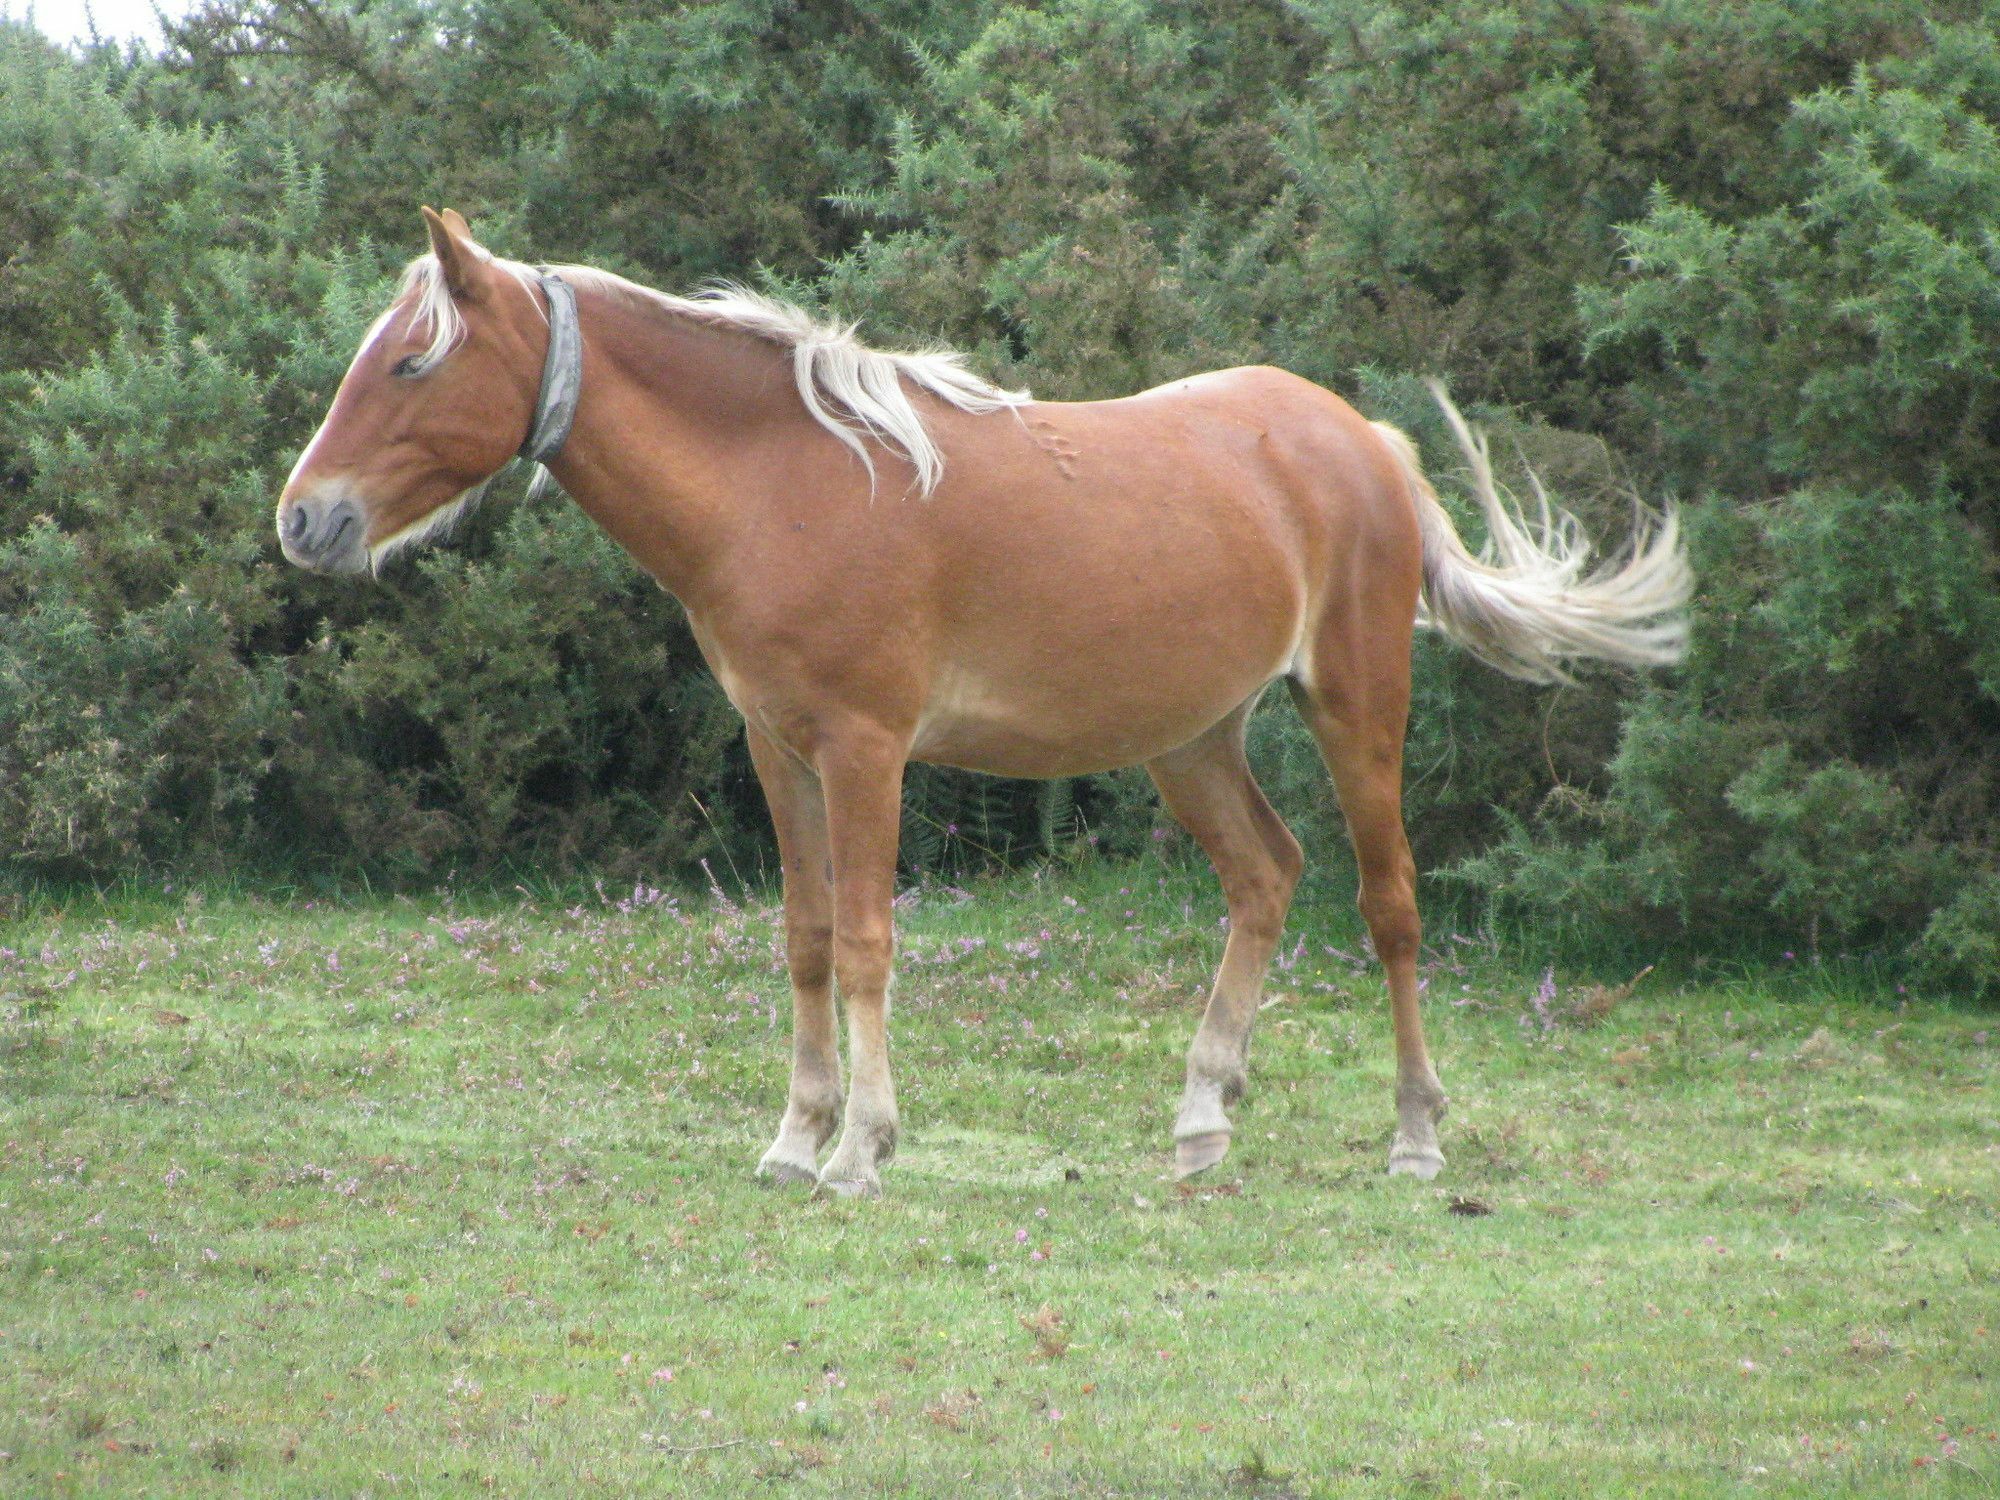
left=544, top=289, right=809, bottom=606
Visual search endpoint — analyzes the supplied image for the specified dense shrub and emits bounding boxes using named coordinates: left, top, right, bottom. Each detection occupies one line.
left=1469, top=28, right=2000, bottom=970
left=1, top=3, right=1994, bottom=990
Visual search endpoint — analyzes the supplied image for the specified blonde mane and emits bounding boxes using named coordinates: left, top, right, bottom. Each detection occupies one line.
left=397, top=250, right=1029, bottom=496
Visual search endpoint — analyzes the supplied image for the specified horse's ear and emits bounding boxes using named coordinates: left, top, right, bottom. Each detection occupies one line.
left=420, top=205, right=480, bottom=298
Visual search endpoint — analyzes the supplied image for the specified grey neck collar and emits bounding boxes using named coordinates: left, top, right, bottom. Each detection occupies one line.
left=519, top=269, right=581, bottom=466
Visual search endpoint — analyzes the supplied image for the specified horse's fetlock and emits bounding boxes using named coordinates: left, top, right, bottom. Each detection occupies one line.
left=1398, top=1073, right=1447, bottom=1121
left=873, top=1117, right=899, bottom=1163
left=799, top=1091, right=843, bottom=1138
left=1189, top=1038, right=1248, bottom=1101
left=1213, top=1062, right=1249, bottom=1107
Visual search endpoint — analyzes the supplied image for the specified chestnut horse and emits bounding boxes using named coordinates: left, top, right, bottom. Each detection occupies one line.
left=279, top=209, right=1689, bottom=1195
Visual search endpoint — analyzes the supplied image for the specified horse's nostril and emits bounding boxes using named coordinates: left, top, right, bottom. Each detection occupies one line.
left=284, top=506, right=309, bottom=541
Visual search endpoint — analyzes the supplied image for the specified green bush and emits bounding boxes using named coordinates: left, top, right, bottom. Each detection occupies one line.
left=0, top=522, right=276, bottom=873
left=1917, top=873, right=2000, bottom=996
left=1471, top=24, right=2000, bottom=982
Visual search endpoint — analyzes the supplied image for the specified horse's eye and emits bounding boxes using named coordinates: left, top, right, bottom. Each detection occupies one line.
left=392, top=353, right=426, bottom=378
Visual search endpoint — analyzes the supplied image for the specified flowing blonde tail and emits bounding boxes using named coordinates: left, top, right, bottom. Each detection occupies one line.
left=1369, top=381, right=1692, bottom=684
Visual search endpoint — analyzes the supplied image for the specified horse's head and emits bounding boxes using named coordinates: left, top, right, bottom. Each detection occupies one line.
left=277, top=208, right=552, bottom=575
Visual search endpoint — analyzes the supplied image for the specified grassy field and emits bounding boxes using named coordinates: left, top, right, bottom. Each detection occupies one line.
left=1, top=861, right=1995, bottom=1496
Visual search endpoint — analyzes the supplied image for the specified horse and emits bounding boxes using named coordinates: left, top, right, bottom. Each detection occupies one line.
left=278, top=208, right=1690, bottom=1196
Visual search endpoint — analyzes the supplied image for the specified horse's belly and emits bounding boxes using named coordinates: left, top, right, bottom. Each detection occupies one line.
left=909, top=642, right=1287, bottom=778
left=911, top=541, right=1307, bottom=774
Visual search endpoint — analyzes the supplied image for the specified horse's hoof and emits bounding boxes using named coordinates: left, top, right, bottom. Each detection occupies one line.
left=1174, top=1131, right=1232, bottom=1179
left=1386, top=1138, right=1445, bottom=1180
left=756, top=1152, right=820, bottom=1188
left=815, top=1172, right=881, bottom=1200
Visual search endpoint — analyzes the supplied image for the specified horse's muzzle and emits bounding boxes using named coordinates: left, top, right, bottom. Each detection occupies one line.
left=278, top=493, right=369, bottom=575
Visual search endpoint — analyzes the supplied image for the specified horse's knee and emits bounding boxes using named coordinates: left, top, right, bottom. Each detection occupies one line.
left=833, top=919, right=893, bottom=997
left=787, top=918, right=833, bottom=992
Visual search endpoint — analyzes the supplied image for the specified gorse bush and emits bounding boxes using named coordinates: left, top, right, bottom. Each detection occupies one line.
left=1468, top=24, right=2000, bottom=986
left=2, top=3, right=1995, bottom=990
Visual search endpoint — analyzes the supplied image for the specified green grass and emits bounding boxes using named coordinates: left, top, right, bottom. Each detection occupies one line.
left=2, top=863, right=1995, bottom=1496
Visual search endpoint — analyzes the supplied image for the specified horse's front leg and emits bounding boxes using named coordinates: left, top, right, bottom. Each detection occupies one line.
left=813, top=734, right=907, bottom=1198
left=748, top=728, right=843, bottom=1186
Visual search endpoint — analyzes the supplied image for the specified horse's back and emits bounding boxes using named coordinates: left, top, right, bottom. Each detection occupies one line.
left=929, top=362, right=1418, bottom=614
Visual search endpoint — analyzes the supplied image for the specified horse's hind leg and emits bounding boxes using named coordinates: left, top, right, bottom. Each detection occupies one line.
left=1146, top=703, right=1304, bottom=1179
left=1289, top=638, right=1448, bottom=1179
